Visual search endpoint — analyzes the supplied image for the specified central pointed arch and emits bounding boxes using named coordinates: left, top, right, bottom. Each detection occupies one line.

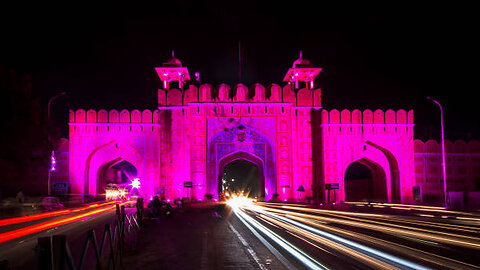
left=206, top=123, right=276, bottom=200
left=218, top=151, right=265, bottom=198
left=84, top=141, right=143, bottom=195
left=344, top=158, right=388, bottom=202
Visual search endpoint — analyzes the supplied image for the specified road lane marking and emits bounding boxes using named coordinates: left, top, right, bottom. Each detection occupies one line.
left=229, top=223, right=267, bottom=270
left=232, top=218, right=296, bottom=270
left=234, top=209, right=327, bottom=270
left=200, top=231, right=208, bottom=270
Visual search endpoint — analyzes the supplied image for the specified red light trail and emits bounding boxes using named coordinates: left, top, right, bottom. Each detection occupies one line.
left=0, top=201, right=132, bottom=244
left=0, top=201, right=119, bottom=227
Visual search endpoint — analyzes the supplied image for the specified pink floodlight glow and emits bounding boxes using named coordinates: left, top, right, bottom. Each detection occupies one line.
left=130, top=178, right=141, bottom=189
left=68, top=55, right=417, bottom=205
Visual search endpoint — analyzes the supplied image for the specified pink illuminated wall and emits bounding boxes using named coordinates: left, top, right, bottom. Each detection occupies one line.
left=414, top=139, right=480, bottom=198
left=67, top=55, right=417, bottom=204
left=320, top=109, right=415, bottom=203
left=69, top=109, right=160, bottom=200
left=156, top=83, right=319, bottom=202
left=68, top=94, right=416, bottom=204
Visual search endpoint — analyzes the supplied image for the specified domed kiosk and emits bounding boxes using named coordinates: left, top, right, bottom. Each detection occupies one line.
left=283, top=51, right=322, bottom=89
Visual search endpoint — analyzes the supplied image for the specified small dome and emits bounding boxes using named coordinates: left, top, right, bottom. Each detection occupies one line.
left=163, top=57, right=182, bottom=67
left=162, top=50, right=183, bottom=67
left=292, top=51, right=313, bottom=68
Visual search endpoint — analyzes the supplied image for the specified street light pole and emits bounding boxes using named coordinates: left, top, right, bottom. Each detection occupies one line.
left=48, top=92, right=67, bottom=123
left=427, top=96, right=448, bottom=207
left=47, top=92, right=67, bottom=195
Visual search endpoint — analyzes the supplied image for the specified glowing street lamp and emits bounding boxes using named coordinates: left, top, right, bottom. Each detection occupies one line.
left=47, top=91, right=66, bottom=196
left=427, top=96, right=448, bottom=207
left=50, top=151, right=56, bottom=172
left=130, top=178, right=141, bottom=189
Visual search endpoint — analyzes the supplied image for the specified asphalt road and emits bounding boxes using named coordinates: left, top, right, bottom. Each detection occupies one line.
left=1, top=201, right=479, bottom=269
left=122, top=201, right=480, bottom=270
left=0, top=202, right=131, bottom=269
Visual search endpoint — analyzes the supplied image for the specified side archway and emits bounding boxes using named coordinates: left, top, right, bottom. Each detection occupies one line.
left=217, top=151, right=265, bottom=198
left=365, top=141, right=401, bottom=203
left=343, top=140, right=401, bottom=203
left=206, top=124, right=276, bottom=200
left=344, top=158, right=387, bottom=202
left=84, top=141, right=143, bottom=195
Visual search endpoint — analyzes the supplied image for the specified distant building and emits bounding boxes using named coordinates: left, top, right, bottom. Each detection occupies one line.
left=414, top=139, right=480, bottom=207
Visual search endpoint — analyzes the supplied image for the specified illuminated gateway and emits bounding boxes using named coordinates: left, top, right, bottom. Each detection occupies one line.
left=68, top=53, right=417, bottom=203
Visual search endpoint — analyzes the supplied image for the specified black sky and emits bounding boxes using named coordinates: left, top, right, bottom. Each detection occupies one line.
left=1, top=3, right=478, bottom=141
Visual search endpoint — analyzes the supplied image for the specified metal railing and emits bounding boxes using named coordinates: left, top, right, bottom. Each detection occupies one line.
left=37, top=202, right=142, bottom=270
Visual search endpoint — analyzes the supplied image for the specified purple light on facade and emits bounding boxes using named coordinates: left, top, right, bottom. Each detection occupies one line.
left=66, top=53, right=418, bottom=205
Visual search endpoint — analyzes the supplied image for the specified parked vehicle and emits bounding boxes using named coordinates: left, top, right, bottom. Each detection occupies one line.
left=40, top=197, right=64, bottom=211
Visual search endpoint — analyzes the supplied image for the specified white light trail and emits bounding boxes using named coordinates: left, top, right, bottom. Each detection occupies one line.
left=255, top=208, right=430, bottom=270
left=233, top=205, right=328, bottom=270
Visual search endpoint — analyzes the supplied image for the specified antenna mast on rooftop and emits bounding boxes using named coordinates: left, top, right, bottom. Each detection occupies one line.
left=238, top=40, right=242, bottom=82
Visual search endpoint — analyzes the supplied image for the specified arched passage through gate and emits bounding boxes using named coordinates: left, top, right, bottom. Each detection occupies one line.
left=84, top=141, right=143, bottom=196
left=96, top=159, right=138, bottom=195
left=344, top=158, right=388, bottom=202
left=218, top=152, right=265, bottom=198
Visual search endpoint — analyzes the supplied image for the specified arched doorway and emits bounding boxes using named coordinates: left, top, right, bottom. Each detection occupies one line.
left=84, top=141, right=143, bottom=196
left=207, top=122, right=275, bottom=200
left=344, top=158, right=387, bottom=202
left=222, top=159, right=262, bottom=198
left=96, top=159, right=138, bottom=194
left=217, top=152, right=265, bottom=199
left=365, top=141, right=400, bottom=203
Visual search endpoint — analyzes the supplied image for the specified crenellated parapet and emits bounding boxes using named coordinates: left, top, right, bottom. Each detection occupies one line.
left=158, top=83, right=322, bottom=107
left=69, top=109, right=160, bottom=134
left=414, top=139, right=480, bottom=154
left=320, top=109, right=414, bottom=135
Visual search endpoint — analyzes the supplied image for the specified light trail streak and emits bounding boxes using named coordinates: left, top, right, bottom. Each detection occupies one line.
left=0, top=201, right=132, bottom=244
left=235, top=201, right=480, bottom=269
left=260, top=206, right=480, bottom=250
left=232, top=204, right=328, bottom=269
left=258, top=214, right=397, bottom=270
left=345, top=202, right=480, bottom=217
left=284, top=214, right=479, bottom=270
left=250, top=206, right=430, bottom=270
left=267, top=204, right=480, bottom=238
left=0, top=201, right=120, bottom=227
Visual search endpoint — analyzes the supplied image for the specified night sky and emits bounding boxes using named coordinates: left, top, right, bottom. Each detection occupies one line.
left=1, top=4, right=478, bottom=141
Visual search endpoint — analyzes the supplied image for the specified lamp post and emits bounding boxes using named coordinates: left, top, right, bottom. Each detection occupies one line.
left=47, top=92, right=67, bottom=195
left=427, top=96, right=448, bottom=207
left=48, top=92, right=67, bottom=123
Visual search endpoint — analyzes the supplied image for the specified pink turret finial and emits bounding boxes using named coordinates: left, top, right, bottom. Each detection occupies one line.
left=300, top=50, right=303, bottom=58
left=172, top=50, right=175, bottom=58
